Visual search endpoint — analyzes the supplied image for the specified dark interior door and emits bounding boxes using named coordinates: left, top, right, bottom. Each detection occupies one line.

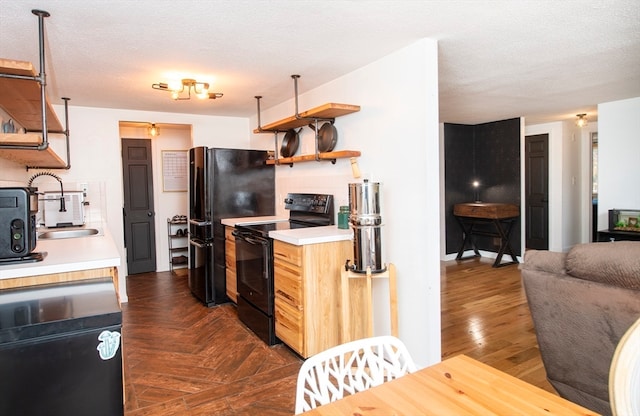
left=122, top=138, right=157, bottom=274
left=525, top=134, right=549, bottom=250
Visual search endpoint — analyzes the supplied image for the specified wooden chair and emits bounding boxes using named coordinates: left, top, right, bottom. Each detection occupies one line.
left=609, top=316, right=640, bottom=416
left=294, top=335, right=416, bottom=414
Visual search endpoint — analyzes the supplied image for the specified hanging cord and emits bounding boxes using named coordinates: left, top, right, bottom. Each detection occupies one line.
left=28, top=171, right=66, bottom=212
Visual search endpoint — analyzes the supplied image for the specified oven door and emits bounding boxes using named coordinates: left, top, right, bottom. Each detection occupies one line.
left=234, top=229, right=273, bottom=315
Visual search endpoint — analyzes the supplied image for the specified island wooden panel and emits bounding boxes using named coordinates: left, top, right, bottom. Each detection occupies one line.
left=273, top=239, right=353, bottom=358
left=224, top=226, right=237, bottom=303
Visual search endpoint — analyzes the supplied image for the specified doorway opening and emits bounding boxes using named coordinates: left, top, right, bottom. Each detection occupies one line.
left=524, top=134, right=549, bottom=250
left=119, top=122, right=192, bottom=274
left=121, top=138, right=157, bottom=274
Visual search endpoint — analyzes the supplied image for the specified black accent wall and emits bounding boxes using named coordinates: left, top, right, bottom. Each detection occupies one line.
left=444, top=118, right=521, bottom=256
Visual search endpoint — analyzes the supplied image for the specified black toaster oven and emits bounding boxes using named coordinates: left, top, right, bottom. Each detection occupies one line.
left=0, top=187, right=38, bottom=260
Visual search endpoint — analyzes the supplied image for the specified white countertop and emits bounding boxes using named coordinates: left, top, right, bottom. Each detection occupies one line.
left=221, top=216, right=287, bottom=227
left=0, top=223, right=120, bottom=280
left=269, top=225, right=353, bottom=246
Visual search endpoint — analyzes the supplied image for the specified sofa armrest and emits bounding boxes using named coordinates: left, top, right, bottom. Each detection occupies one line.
left=520, top=249, right=567, bottom=275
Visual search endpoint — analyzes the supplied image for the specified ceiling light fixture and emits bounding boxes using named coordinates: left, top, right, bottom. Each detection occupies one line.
left=576, top=113, right=588, bottom=128
left=148, top=123, right=160, bottom=137
left=152, top=78, right=223, bottom=101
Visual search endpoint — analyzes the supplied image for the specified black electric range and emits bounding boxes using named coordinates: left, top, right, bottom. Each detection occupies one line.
left=233, top=193, right=334, bottom=345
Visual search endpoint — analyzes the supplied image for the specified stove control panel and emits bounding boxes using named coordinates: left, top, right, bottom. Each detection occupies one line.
left=284, top=193, right=333, bottom=214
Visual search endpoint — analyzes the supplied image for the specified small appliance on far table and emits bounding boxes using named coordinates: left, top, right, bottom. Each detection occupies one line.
left=233, top=193, right=334, bottom=345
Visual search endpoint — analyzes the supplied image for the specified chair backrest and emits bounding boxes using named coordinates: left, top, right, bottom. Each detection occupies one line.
left=609, top=316, right=640, bottom=416
left=294, top=335, right=417, bottom=414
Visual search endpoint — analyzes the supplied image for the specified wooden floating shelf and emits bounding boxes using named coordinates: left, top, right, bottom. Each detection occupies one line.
left=0, top=132, right=67, bottom=168
left=0, top=58, right=63, bottom=132
left=254, top=103, right=360, bottom=133
left=266, top=150, right=361, bottom=165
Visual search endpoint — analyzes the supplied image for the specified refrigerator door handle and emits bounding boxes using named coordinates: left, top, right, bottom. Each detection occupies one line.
left=189, top=219, right=211, bottom=226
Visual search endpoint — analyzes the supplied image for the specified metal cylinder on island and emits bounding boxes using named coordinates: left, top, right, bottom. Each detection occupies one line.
left=347, top=180, right=386, bottom=273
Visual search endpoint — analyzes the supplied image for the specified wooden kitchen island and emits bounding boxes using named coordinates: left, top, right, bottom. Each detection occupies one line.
left=269, top=225, right=355, bottom=358
left=454, top=202, right=520, bottom=268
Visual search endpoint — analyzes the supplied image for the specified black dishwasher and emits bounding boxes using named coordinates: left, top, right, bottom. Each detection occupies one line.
left=0, top=277, right=123, bottom=416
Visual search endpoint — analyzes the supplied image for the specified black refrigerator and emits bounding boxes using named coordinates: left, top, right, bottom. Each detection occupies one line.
left=0, top=278, right=123, bottom=415
left=189, top=147, right=275, bottom=307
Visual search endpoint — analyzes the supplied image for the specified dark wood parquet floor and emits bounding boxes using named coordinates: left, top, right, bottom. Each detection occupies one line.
left=122, top=269, right=301, bottom=416
left=122, top=258, right=554, bottom=415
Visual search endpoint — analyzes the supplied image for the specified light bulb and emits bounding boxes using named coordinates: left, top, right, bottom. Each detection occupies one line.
left=168, top=80, right=182, bottom=91
left=148, top=124, right=159, bottom=137
left=196, top=83, right=209, bottom=99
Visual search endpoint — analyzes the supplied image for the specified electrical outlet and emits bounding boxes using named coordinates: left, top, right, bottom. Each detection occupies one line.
left=80, top=182, right=88, bottom=197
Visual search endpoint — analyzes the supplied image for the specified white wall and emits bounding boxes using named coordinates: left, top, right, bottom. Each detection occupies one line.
left=561, top=120, right=582, bottom=249
left=597, top=97, right=640, bottom=229
left=250, top=39, right=441, bottom=367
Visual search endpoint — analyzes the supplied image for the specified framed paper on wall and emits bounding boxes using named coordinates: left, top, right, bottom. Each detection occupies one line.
left=162, top=150, right=188, bottom=192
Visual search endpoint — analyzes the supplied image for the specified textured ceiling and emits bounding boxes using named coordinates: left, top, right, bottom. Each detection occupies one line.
left=1, top=0, right=639, bottom=125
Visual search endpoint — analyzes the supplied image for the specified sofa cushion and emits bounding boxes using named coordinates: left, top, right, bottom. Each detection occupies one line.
left=566, top=241, right=640, bottom=290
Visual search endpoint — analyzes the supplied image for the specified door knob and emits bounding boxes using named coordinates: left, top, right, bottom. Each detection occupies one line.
left=147, top=211, right=153, bottom=217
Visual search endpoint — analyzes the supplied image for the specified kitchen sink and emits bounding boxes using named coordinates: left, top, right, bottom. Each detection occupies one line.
left=38, top=228, right=102, bottom=240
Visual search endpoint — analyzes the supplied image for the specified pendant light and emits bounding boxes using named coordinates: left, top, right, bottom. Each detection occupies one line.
left=148, top=123, right=160, bottom=137
left=576, top=114, right=588, bottom=128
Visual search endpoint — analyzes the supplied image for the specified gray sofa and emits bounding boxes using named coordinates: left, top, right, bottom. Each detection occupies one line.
left=520, top=241, right=640, bottom=416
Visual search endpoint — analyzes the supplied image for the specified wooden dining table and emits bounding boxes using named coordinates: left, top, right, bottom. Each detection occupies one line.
left=301, top=354, right=599, bottom=415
